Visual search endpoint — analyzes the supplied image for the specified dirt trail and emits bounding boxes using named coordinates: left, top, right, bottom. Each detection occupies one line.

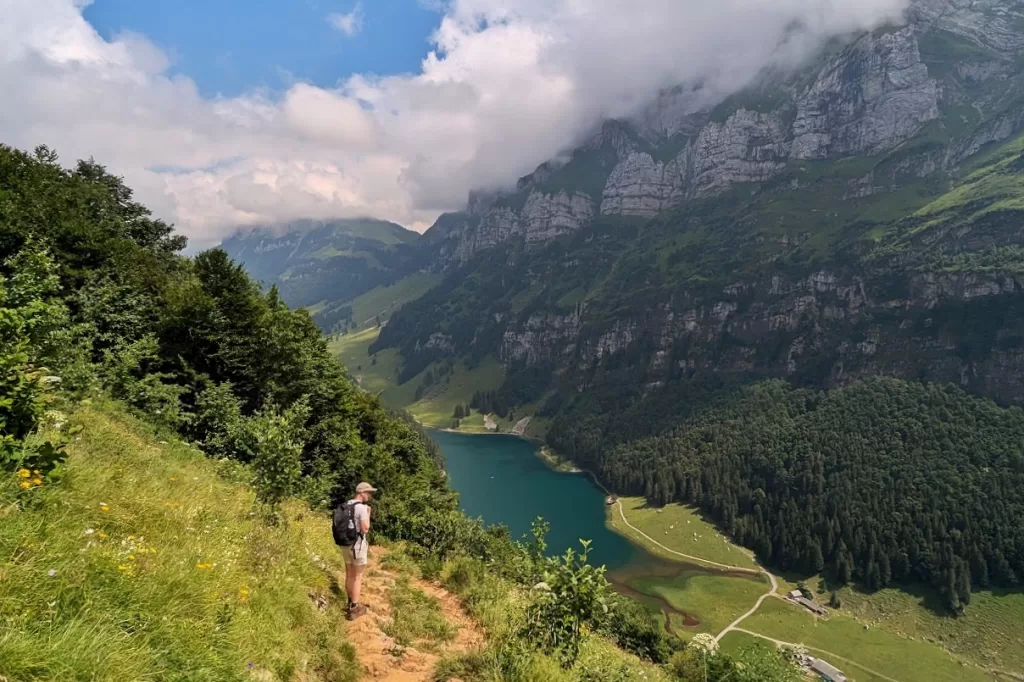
left=346, top=549, right=483, bottom=682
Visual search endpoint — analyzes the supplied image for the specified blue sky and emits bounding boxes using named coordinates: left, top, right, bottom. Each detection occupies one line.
left=83, top=0, right=442, bottom=96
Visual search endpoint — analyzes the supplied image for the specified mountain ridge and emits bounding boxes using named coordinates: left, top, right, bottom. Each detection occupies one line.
left=220, top=217, right=424, bottom=332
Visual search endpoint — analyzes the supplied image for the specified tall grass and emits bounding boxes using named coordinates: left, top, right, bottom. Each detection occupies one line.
left=0, top=401, right=357, bottom=682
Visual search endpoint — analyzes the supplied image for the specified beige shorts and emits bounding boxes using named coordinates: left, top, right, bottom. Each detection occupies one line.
left=343, top=536, right=369, bottom=567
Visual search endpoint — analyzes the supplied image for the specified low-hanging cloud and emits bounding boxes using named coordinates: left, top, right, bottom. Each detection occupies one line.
left=0, top=0, right=910, bottom=249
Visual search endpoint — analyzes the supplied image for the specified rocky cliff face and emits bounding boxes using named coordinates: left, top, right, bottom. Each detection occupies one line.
left=425, top=2, right=1024, bottom=266
left=374, top=0, right=1024, bottom=412
left=490, top=267, right=1024, bottom=403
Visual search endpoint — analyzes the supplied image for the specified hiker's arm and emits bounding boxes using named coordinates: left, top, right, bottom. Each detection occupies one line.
left=361, top=506, right=371, bottom=534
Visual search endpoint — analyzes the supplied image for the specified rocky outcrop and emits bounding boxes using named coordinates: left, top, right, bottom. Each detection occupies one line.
left=600, top=153, right=684, bottom=215
left=910, top=0, right=1024, bottom=53
left=422, top=3, right=1024, bottom=266
left=500, top=310, right=582, bottom=366
left=686, top=109, right=792, bottom=195
left=492, top=268, right=1024, bottom=402
left=522, top=192, right=595, bottom=242
left=790, top=28, right=939, bottom=159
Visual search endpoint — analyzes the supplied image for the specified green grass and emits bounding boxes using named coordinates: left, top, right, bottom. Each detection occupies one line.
left=609, top=497, right=759, bottom=570
left=0, top=402, right=357, bottom=682
left=381, top=575, right=457, bottom=652
left=743, top=598, right=998, bottom=682
left=405, top=357, right=505, bottom=428
left=348, top=271, right=441, bottom=331
left=330, top=330, right=507, bottom=431
left=833, top=584, right=1024, bottom=675
left=626, top=572, right=768, bottom=639
left=717, top=630, right=766, bottom=657
left=329, top=326, right=403, bottom=397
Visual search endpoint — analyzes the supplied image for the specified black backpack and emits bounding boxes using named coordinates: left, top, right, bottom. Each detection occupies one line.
left=332, top=500, right=361, bottom=547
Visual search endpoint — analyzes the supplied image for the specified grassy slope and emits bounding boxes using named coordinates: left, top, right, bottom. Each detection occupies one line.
left=608, top=498, right=768, bottom=641
left=831, top=584, right=1024, bottom=675
left=0, top=403, right=355, bottom=682
left=405, top=357, right=505, bottom=429
left=330, top=327, right=403, bottom=397
left=329, top=327, right=505, bottom=430
left=744, top=598, right=999, bottom=682
left=609, top=496, right=759, bottom=570
left=348, top=271, right=442, bottom=331
left=627, top=572, right=768, bottom=638
left=610, top=494, right=1024, bottom=680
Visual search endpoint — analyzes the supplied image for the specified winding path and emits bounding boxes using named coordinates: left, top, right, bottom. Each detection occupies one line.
left=611, top=500, right=780, bottom=642
left=731, top=628, right=903, bottom=682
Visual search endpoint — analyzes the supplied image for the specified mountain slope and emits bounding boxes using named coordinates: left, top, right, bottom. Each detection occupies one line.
left=221, top=218, right=423, bottom=332
left=374, top=1, right=1024, bottom=407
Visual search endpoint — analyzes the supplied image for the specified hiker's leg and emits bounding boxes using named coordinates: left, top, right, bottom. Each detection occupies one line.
left=350, top=536, right=369, bottom=604
left=345, top=562, right=357, bottom=604
left=350, top=564, right=367, bottom=604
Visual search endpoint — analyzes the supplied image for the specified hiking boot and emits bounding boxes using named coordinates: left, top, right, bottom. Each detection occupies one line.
left=346, top=603, right=368, bottom=621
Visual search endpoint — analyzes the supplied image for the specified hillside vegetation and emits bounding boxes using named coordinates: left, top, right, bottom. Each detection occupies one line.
left=220, top=219, right=424, bottom=334
left=1, top=403, right=356, bottom=681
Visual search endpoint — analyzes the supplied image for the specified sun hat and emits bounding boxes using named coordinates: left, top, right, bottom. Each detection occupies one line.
left=355, top=482, right=378, bottom=494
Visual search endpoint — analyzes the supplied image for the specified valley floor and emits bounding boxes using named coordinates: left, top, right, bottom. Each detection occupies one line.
left=609, top=496, right=1022, bottom=682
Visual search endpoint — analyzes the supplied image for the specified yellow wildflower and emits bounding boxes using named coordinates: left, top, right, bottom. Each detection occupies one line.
left=99, top=504, right=109, bottom=512
left=238, top=586, right=250, bottom=602
left=32, top=469, right=40, bottom=475
left=118, top=564, right=132, bottom=572
left=128, top=555, right=135, bottom=561
left=196, top=562, right=213, bottom=570
left=19, top=481, right=31, bottom=489
left=31, top=477, right=43, bottom=486
left=17, top=468, right=30, bottom=479
left=169, top=477, right=177, bottom=481
left=98, top=531, right=108, bottom=539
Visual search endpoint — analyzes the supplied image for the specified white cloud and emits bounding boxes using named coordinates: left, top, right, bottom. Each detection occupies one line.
left=0, top=0, right=910, bottom=250
left=328, top=4, right=364, bottom=37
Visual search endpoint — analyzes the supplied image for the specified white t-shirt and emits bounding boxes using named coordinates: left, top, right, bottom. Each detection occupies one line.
left=350, top=500, right=370, bottom=535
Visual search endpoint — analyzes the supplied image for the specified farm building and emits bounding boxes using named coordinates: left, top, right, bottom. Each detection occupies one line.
left=792, top=595, right=829, bottom=617
left=809, top=657, right=847, bottom=682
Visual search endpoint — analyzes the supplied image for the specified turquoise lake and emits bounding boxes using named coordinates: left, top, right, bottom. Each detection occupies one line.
left=428, top=429, right=761, bottom=632
left=428, top=430, right=641, bottom=571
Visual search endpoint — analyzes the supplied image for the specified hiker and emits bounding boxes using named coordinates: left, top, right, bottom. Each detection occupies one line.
left=332, top=481, right=376, bottom=620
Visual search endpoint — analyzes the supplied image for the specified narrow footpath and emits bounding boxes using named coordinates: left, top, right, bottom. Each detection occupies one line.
left=346, top=549, right=482, bottom=681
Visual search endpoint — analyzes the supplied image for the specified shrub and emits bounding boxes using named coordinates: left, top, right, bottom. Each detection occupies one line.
left=522, top=539, right=612, bottom=668
left=0, top=250, right=70, bottom=480
left=601, top=593, right=673, bottom=664
left=235, top=402, right=308, bottom=514
left=101, top=335, right=188, bottom=429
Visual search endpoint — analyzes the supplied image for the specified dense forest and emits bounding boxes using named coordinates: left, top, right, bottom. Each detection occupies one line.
left=553, top=378, right=1024, bottom=613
